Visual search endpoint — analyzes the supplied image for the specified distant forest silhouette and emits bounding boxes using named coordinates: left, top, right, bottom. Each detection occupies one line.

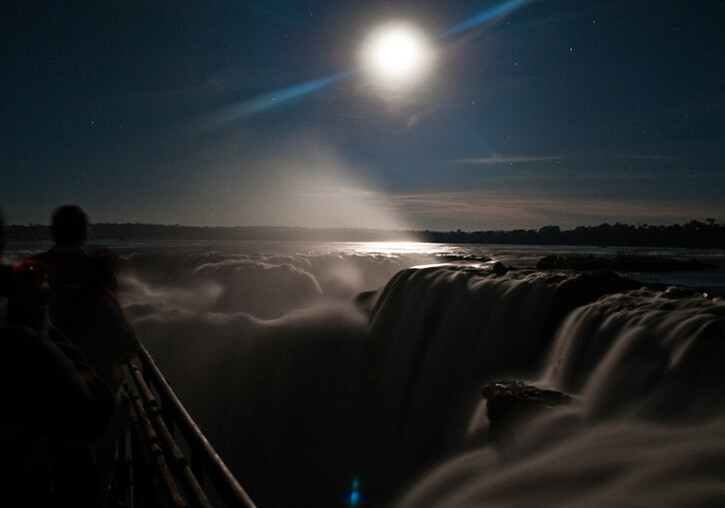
left=7, top=219, right=725, bottom=248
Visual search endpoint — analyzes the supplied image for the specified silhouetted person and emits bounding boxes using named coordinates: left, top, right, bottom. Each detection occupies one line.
left=31, top=206, right=135, bottom=385
left=32, top=205, right=117, bottom=295
left=30, top=205, right=137, bottom=498
left=0, top=209, right=115, bottom=506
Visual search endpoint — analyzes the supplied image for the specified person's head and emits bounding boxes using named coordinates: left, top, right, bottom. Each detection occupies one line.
left=51, top=205, right=89, bottom=247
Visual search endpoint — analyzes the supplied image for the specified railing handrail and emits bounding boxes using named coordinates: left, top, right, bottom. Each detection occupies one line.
left=127, top=339, right=256, bottom=508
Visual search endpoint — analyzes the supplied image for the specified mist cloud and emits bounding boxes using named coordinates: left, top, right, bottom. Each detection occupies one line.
left=156, top=134, right=412, bottom=230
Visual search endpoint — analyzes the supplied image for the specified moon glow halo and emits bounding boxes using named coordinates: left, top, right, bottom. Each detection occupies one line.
left=361, top=23, right=433, bottom=88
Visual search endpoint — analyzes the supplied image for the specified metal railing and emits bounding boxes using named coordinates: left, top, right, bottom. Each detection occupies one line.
left=115, top=341, right=256, bottom=508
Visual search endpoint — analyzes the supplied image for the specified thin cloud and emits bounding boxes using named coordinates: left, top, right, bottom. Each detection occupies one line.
left=598, top=153, right=675, bottom=161
left=455, top=153, right=673, bottom=164
left=456, top=155, right=569, bottom=164
left=384, top=189, right=725, bottom=230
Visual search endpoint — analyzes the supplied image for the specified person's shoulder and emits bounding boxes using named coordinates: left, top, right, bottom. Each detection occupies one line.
left=30, top=249, right=57, bottom=264
left=31, top=247, right=89, bottom=264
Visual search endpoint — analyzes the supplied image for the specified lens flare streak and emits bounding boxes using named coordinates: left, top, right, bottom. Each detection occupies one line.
left=210, top=71, right=351, bottom=127
left=210, top=0, right=540, bottom=126
left=439, top=0, right=540, bottom=39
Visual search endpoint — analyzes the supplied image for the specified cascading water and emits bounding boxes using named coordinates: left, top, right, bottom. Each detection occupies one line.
left=108, top=245, right=725, bottom=506
left=545, top=288, right=725, bottom=421
left=360, top=265, right=644, bottom=500
left=389, top=271, right=725, bottom=507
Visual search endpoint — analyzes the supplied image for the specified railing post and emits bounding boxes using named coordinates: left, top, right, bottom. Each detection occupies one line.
left=128, top=386, right=187, bottom=507
left=191, top=445, right=206, bottom=492
left=122, top=340, right=256, bottom=508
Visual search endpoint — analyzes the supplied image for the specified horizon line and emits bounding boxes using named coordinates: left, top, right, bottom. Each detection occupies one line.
left=7, top=219, right=720, bottom=234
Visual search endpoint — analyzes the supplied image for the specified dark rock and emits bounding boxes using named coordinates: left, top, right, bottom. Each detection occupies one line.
left=491, top=262, right=508, bottom=276
left=555, top=269, right=642, bottom=306
left=536, top=254, right=560, bottom=270
left=662, top=286, right=700, bottom=299
left=482, top=380, right=571, bottom=444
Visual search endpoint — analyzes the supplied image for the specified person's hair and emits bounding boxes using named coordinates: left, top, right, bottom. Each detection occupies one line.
left=51, top=205, right=89, bottom=247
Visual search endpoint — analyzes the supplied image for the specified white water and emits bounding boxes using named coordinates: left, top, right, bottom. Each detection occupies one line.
left=395, top=279, right=725, bottom=507
left=5, top=240, right=724, bottom=506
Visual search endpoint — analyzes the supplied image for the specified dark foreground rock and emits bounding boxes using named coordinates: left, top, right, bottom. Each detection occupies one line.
left=482, top=380, right=572, bottom=444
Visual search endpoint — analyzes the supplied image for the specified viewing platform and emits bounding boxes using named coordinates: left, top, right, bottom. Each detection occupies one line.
left=114, top=340, right=256, bottom=508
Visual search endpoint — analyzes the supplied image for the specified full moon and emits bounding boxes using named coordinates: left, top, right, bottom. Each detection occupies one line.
left=361, top=22, right=433, bottom=87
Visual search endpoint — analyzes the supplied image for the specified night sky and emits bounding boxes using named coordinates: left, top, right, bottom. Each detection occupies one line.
left=2, top=0, right=723, bottom=231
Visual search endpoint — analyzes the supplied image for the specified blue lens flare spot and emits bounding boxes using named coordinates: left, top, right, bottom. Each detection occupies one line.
left=349, top=476, right=362, bottom=507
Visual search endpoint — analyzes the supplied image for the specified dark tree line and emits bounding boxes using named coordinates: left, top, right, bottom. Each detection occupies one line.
left=420, top=220, right=725, bottom=248
left=6, top=220, right=725, bottom=248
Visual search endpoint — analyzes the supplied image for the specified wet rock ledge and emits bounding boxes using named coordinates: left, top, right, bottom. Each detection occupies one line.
left=482, top=380, right=572, bottom=444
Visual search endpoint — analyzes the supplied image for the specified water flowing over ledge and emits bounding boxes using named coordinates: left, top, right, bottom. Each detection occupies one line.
left=368, top=266, right=724, bottom=506
left=83, top=243, right=725, bottom=506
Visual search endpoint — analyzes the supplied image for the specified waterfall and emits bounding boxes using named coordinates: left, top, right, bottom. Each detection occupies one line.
left=545, top=287, right=725, bottom=421
left=374, top=268, right=725, bottom=506
left=361, top=265, right=645, bottom=499
left=125, top=253, right=724, bottom=506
